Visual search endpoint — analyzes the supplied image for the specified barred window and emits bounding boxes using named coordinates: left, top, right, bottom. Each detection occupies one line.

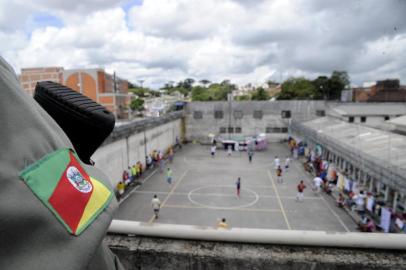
left=253, top=110, right=263, bottom=119
left=281, top=110, right=291, bottom=118
left=219, top=127, right=227, bottom=134
left=228, top=127, right=234, bottom=133
left=214, top=110, right=224, bottom=119
left=316, top=110, right=326, bottom=116
left=266, top=127, right=288, bottom=133
left=233, top=110, right=243, bottom=119
left=193, top=111, right=203, bottom=119
left=235, top=127, right=242, bottom=133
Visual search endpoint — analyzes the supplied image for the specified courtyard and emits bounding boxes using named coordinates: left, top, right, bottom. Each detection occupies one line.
left=115, top=142, right=356, bottom=232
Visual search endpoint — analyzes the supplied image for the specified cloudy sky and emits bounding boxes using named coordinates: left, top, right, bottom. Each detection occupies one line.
left=1, top=0, right=406, bottom=88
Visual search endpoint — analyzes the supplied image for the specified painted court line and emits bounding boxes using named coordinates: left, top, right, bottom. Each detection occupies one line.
left=163, top=204, right=282, bottom=213
left=132, top=190, right=322, bottom=200
left=292, top=161, right=350, bottom=232
left=267, top=170, right=292, bottom=230
left=148, top=169, right=189, bottom=224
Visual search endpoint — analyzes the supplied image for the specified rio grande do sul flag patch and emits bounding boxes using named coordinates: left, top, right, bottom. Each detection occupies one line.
left=20, top=148, right=113, bottom=235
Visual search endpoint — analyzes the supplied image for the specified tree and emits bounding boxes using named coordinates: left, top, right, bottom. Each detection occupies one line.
left=199, top=79, right=211, bottom=86
left=128, top=81, right=136, bottom=88
left=183, top=78, right=195, bottom=90
left=266, top=80, right=279, bottom=88
left=277, top=77, right=316, bottom=100
left=130, top=87, right=147, bottom=97
left=191, top=86, right=209, bottom=101
left=251, top=87, right=270, bottom=100
left=329, top=71, right=350, bottom=100
left=236, top=95, right=250, bottom=101
left=312, top=76, right=329, bottom=100
left=130, top=98, right=144, bottom=111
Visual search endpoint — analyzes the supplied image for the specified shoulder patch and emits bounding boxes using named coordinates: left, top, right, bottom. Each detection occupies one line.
left=20, top=148, right=113, bottom=235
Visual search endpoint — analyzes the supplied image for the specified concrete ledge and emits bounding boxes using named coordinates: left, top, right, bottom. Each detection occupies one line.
left=106, top=235, right=406, bottom=270
left=108, top=220, right=406, bottom=250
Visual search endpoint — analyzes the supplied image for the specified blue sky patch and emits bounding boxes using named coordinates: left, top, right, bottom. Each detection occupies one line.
left=31, top=13, right=64, bottom=29
left=122, top=0, right=143, bottom=13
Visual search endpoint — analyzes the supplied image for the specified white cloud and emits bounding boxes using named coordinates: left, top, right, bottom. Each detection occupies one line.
left=1, top=0, right=406, bottom=88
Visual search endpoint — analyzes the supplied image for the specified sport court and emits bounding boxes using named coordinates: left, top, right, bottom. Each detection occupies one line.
left=115, top=143, right=356, bottom=232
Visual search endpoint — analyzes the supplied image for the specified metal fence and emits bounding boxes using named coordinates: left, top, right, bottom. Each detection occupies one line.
left=290, top=120, right=406, bottom=194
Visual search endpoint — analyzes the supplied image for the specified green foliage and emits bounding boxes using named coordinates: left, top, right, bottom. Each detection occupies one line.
left=251, top=87, right=270, bottom=100
left=277, top=71, right=350, bottom=100
left=199, top=79, right=211, bottom=85
left=278, top=77, right=316, bottom=100
left=312, top=76, right=329, bottom=100
left=236, top=95, right=250, bottom=101
left=191, top=86, right=209, bottom=101
left=329, top=71, right=350, bottom=100
left=130, top=98, right=144, bottom=111
left=129, top=86, right=160, bottom=97
left=190, top=82, right=235, bottom=101
left=266, top=80, right=279, bottom=87
left=129, top=87, right=147, bottom=97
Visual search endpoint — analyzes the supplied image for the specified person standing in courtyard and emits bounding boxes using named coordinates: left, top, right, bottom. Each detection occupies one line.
left=168, top=147, right=174, bottom=163
left=227, top=144, right=232, bottom=156
left=248, top=150, right=253, bottom=163
left=274, top=156, right=280, bottom=169
left=217, top=218, right=229, bottom=229
left=151, top=194, right=161, bottom=219
left=236, top=177, right=241, bottom=197
left=276, top=165, right=283, bottom=183
left=296, top=180, right=306, bottom=202
left=211, top=144, right=216, bottom=158
left=285, top=156, right=290, bottom=172
left=166, top=168, right=173, bottom=185
left=313, top=175, right=323, bottom=194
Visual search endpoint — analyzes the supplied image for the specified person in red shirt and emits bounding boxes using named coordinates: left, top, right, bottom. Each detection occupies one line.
left=296, top=180, right=306, bottom=202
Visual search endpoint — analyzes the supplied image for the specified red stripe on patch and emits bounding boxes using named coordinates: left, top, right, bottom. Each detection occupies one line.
left=48, top=152, right=93, bottom=233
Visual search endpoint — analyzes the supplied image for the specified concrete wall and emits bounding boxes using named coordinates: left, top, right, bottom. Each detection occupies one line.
left=185, top=101, right=327, bottom=142
left=92, top=112, right=183, bottom=186
left=105, top=235, right=406, bottom=270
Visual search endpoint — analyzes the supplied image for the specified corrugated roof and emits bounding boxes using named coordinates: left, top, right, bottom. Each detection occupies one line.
left=302, top=117, right=406, bottom=170
left=388, top=115, right=406, bottom=127
left=328, top=103, right=406, bottom=116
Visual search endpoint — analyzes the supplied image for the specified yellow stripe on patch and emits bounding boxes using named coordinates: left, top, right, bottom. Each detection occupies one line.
left=76, top=177, right=112, bottom=233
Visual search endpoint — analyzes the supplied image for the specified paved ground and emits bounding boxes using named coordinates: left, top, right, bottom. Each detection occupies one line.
left=115, top=143, right=357, bottom=232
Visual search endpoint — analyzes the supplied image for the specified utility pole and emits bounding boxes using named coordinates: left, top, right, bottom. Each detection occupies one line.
left=113, top=71, right=117, bottom=93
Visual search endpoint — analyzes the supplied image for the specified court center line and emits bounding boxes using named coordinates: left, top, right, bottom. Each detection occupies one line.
left=133, top=190, right=322, bottom=200
left=148, top=169, right=189, bottom=224
left=267, top=170, right=292, bottom=230
left=163, top=204, right=282, bottom=213
left=292, top=161, right=350, bottom=232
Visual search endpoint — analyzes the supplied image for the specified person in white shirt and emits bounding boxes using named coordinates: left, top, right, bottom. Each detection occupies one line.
left=151, top=194, right=161, bottom=219
left=353, top=191, right=366, bottom=214
left=210, top=145, right=216, bottom=157
left=284, top=156, right=291, bottom=171
left=313, top=176, right=323, bottom=194
left=274, top=156, right=280, bottom=169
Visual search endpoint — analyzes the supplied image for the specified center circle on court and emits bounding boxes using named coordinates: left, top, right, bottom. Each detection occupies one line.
left=187, top=185, right=259, bottom=209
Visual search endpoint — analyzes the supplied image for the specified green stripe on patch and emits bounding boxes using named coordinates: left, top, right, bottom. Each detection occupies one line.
left=20, top=148, right=71, bottom=199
